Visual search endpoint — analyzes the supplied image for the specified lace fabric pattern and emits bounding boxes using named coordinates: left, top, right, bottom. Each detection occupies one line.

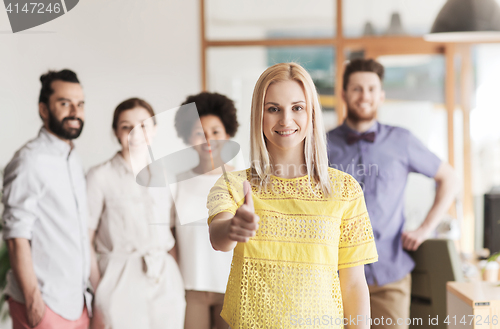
left=225, top=254, right=343, bottom=328
left=254, top=210, right=341, bottom=246
left=207, top=168, right=378, bottom=328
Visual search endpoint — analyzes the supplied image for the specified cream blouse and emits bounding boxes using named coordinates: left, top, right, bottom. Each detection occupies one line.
left=87, top=152, right=185, bottom=329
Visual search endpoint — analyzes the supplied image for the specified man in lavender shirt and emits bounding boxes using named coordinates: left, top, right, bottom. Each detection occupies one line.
left=327, top=59, right=458, bottom=329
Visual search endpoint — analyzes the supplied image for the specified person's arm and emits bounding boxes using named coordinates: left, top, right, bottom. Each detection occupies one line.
left=209, top=181, right=259, bottom=252
left=87, top=234, right=105, bottom=329
left=6, top=238, right=46, bottom=327
left=168, top=199, right=179, bottom=263
left=168, top=229, right=179, bottom=263
left=88, top=232, right=105, bottom=329
left=209, top=212, right=239, bottom=252
left=88, top=229, right=101, bottom=291
left=402, top=162, right=459, bottom=251
left=88, top=229, right=107, bottom=329
left=2, top=158, right=46, bottom=327
left=86, top=167, right=106, bottom=289
left=339, top=265, right=370, bottom=329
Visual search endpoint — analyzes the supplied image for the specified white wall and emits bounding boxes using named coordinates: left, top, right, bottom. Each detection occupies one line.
left=0, top=0, right=201, bottom=171
left=470, top=44, right=500, bottom=250
left=207, top=46, right=268, bottom=167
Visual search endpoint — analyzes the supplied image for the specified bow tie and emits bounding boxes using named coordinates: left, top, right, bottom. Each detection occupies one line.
left=346, top=132, right=376, bottom=145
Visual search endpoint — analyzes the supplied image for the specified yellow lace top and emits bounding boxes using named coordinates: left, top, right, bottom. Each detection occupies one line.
left=207, top=168, right=378, bottom=329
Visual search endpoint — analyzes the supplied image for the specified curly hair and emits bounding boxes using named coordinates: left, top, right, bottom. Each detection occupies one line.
left=175, top=92, right=239, bottom=144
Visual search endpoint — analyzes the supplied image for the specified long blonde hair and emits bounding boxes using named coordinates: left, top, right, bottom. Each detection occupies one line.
left=249, top=62, right=332, bottom=197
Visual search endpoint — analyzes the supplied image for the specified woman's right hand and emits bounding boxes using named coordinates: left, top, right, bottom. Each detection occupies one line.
left=227, top=181, right=260, bottom=242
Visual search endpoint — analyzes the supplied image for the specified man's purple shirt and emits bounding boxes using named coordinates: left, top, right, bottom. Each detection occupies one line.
left=327, top=121, right=441, bottom=286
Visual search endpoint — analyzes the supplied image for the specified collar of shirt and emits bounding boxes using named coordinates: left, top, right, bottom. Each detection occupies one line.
left=111, top=152, right=133, bottom=176
left=340, top=120, right=379, bottom=137
left=39, top=127, right=73, bottom=158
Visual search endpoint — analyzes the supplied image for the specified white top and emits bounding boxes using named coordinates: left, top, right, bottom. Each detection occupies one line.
left=2, top=127, right=91, bottom=320
left=173, top=170, right=233, bottom=293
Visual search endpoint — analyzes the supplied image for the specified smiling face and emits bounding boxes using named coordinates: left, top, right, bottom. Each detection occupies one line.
left=114, top=107, right=156, bottom=152
left=189, top=114, right=230, bottom=160
left=343, top=71, right=385, bottom=122
left=39, top=80, right=85, bottom=140
left=262, top=79, right=309, bottom=155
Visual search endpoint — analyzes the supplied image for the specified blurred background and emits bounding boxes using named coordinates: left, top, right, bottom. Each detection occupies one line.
left=203, top=0, right=500, bottom=262
left=1, top=0, right=500, bottom=326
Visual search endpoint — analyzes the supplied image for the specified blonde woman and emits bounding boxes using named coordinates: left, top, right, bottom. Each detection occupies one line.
left=87, top=98, right=185, bottom=329
left=207, top=63, right=378, bottom=328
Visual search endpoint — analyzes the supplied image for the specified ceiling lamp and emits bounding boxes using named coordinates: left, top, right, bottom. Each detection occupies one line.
left=385, top=12, right=406, bottom=36
left=425, top=0, right=500, bottom=42
left=363, top=21, right=376, bottom=36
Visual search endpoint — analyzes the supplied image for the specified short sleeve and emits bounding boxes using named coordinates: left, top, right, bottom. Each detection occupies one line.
left=86, top=167, right=104, bottom=231
left=407, top=131, right=442, bottom=177
left=338, top=175, right=378, bottom=269
left=2, top=156, right=40, bottom=240
left=206, top=173, right=242, bottom=225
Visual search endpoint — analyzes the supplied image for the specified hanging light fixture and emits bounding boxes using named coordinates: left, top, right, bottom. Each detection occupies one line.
left=385, top=12, right=406, bottom=36
left=363, top=21, right=376, bottom=36
left=361, top=0, right=377, bottom=37
left=425, top=0, right=500, bottom=42
left=384, top=0, right=406, bottom=36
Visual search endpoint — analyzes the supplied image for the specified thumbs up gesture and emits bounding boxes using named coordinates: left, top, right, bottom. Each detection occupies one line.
left=228, top=181, right=260, bottom=243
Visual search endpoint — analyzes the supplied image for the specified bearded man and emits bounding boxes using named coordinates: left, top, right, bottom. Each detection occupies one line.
left=2, top=69, right=91, bottom=329
left=327, top=59, right=458, bottom=329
